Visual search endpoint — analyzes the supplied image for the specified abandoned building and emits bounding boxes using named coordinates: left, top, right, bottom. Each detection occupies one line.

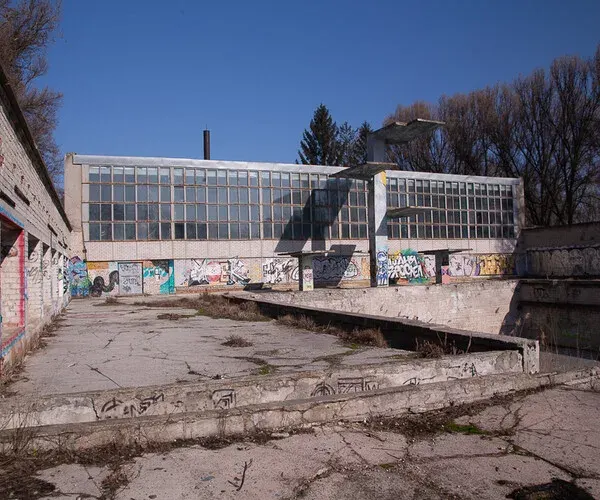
left=0, top=65, right=71, bottom=374
left=63, top=153, right=525, bottom=296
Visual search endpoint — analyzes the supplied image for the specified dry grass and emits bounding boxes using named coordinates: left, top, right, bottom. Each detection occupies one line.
left=277, top=314, right=388, bottom=348
left=222, top=335, right=253, bottom=347
left=415, top=339, right=445, bottom=358
left=95, top=296, right=119, bottom=306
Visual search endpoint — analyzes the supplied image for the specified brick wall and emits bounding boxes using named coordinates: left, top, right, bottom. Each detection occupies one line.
left=0, top=75, right=71, bottom=375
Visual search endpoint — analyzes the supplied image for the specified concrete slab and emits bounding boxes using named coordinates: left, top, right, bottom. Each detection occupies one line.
left=19, top=386, right=599, bottom=500
left=9, top=298, right=409, bottom=396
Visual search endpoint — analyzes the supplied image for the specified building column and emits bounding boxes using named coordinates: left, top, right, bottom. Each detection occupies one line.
left=26, top=237, right=43, bottom=329
left=368, top=171, right=389, bottom=287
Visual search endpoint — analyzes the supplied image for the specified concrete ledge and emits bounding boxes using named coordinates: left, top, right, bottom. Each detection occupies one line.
left=1, top=369, right=595, bottom=453
left=0, top=350, right=522, bottom=429
left=230, top=294, right=540, bottom=374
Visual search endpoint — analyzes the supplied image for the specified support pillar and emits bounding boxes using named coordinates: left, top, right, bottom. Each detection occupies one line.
left=368, top=171, right=389, bottom=287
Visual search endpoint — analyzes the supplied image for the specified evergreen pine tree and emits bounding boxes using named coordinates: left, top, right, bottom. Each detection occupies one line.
left=297, top=104, right=342, bottom=165
left=338, top=121, right=357, bottom=167
left=351, top=121, right=373, bottom=166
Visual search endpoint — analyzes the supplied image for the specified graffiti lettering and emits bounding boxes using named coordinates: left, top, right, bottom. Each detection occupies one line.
left=447, top=254, right=516, bottom=277
left=212, top=389, right=236, bottom=409
left=262, top=258, right=298, bottom=284
left=375, top=249, right=389, bottom=286
left=312, top=256, right=359, bottom=282
left=67, top=256, right=90, bottom=297
left=529, top=247, right=600, bottom=278
left=100, top=393, right=166, bottom=418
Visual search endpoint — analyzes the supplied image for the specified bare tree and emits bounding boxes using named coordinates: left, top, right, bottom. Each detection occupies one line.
left=0, top=0, right=62, bottom=185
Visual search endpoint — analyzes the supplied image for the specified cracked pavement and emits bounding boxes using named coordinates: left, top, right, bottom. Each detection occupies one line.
left=9, top=298, right=408, bottom=396
left=25, top=384, right=600, bottom=499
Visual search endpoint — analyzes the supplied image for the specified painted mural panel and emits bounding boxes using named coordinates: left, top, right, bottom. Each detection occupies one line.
left=143, top=260, right=175, bottom=294
left=174, top=258, right=257, bottom=288
left=118, top=262, right=143, bottom=295
left=67, top=256, right=91, bottom=297
left=88, top=261, right=119, bottom=297
left=387, top=249, right=435, bottom=284
left=447, top=254, right=516, bottom=277
left=262, top=258, right=298, bottom=284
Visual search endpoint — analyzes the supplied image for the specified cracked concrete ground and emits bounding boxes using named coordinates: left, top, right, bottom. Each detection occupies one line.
left=8, top=297, right=408, bottom=396
left=21, top=384, right=599, bottom=499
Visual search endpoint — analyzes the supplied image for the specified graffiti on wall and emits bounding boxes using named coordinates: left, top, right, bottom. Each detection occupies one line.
left=447, top=254, right=516, bottom=277
left=67, top=256, right=90, bottom=297
left=262, top=258, right=299, bottom=284
left=26, top=250, right=51, bottom=285
left=312, top=256, right=358, bottom=281
left=177, top=258, right=251, bottom=287
left=375, top=249, right=389, bottom=286
left=86, top=262, right=120, bottom=297
left=90, top=271, right=119, bottom=297
left=387, top=249, right=433, bottom=284
left=143, top=260, right=175, bottom=294
left=528, top=247, right=600, bottom=278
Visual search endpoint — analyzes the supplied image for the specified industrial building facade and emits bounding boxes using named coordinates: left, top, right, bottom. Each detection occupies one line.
left=64, top=154, right=524, bottom=296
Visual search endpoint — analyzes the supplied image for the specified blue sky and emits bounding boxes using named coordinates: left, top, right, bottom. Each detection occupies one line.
left=44, top=0, right=600, bottom=165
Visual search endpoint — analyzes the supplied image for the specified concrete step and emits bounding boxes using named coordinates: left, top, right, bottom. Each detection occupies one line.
left=0, top=369, right=596, bottom=453
left=0, top=351, right=523, bottom=430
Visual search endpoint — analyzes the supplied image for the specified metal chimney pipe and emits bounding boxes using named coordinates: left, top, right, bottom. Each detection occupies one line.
left=203, top=129, right=211, bottom=160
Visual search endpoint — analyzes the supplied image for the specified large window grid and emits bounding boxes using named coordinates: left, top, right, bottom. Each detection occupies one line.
left=386, top=178, right=516, bottom=239
left=86, top=166, right=368, bottom=241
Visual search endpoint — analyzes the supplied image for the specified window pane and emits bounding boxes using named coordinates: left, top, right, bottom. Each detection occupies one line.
left=89, top=223, right=100, bottom=240
left=186, top=187, right=196, bottom=202
left=89, top=167, right=100, bottom=182
left=137, top=167, right=147, bottom=183
left=197, top=223, right=207, bottom=239
left=196, top=205, right=206, bottom=221
left=137, top=185, right=148, bottom=201
left=229, top=188, right=238, bottom=203
left=137, top=204, right=148, bottom=220
left=89, top=204, right=100, bottom=220
left=137, top=222, right=148, bottom=239
left=218, top=223, right=228, bottom=239
left=218, top=187, right=227, bottom=204
left=196, top=169, right=206, bottom=185
left=100, top=166, right=111, bottom=182
left=208, top=205, right=218, bottom=221
left=186, top=204, right=196, bottom=221
left=148, top=168, right=158, bottom=183
left=185, top=168, right=195, bottom=184
left=174, top=204, right=184, bottom=220
left=160, top=186, right=171, bottom=202
left=113, top=224, right=124, bottom=240
left=125, top=167, right=135, bottom=183
left=219, top=205, right=228, bottom=221
left=160, top=168, right=170, bottom=183
left=148, top=204, right=159, bottom=221
left=239, top=188, right=249, bottom=204
left=148, top=222, right=159, bottom=239
left=125, top=223, right=136, bottom=240
left=101, top=204, right=112, bottom=220
left=208, top=187, right=217, bottom=203
left=160, top=204, right=171, bottom=220
left=113, top=185, right=124, bottom=201
left=100, top=223, right=112, bottom=240
left=196, top=187, right=206, bottom=203
left=174, top=222, right=185, bottom=239
left=174, top=168, right=183, bottom=184
left=186, top=222, right=197, bottom=239
left=249, top=171, right=258, bottom=186
left=161, top=222, right=171, bottom=239
left=125, top=185, right=135, bottom=202
left=113, top=204, right=124, bottom=220
left=230, top=223, right=239, bottom=239
left=149, top=185, right=159, bottom=202
left=174, top=187, right=184, bottom=202
left=100, top=184, right=111, bottom=202
left=207, top=170, right=217, bottom=185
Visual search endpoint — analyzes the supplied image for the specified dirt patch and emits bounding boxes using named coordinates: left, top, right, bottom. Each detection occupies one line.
left=363, top=388, right=544, bottom=439
left=507, top=478, right=594, bottom=499
left=95, top=296, right=120, bottom=306
left=156, top=313, right=195, bottom=320
left=221, top=335, right=253, bottom=347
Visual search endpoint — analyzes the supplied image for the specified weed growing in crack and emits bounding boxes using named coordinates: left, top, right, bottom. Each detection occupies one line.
left=222, top=335, right=253, bottom=347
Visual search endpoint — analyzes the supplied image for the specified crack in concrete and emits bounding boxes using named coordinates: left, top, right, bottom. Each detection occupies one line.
left=86, top=365, right=121, bottom=388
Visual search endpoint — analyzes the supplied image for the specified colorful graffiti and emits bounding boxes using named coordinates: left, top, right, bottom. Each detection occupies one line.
left=387, top=249, right=432, bottom=284
left=447, top=254, right=516, bottom=277
left=67, top=256, right=90, bottom=297
left=262, top=258, right=298, bottom=284
left=528, top=247, right=600, bottom=278
left=375, top=249, right=389, bottom=286
left=178, top=258, right=251, bottom=287
left=143, top=260, right=175, bottom=294
left=90, top=271, right=119, bottom=297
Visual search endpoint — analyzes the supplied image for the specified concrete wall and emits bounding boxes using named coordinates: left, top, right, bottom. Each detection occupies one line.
left=517, top=280, right=600, bottom=351
left=522, top=222, right=600, bottom=278
left=0, top=74, right=71, bottom=375
left=255, top=280, right=520, bottom=336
